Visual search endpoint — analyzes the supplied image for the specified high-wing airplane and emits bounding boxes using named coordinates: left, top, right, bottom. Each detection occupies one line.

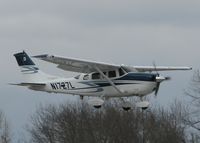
left=12, top=51, right=192, bottom=110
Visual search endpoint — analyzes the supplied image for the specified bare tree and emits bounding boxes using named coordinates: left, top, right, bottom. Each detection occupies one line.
left=28, top=101, right=187, bottom=143
left=0, top=111, right=11, bottom=143
left=185, top=71, right=200, bottom=130
left=184, top=70, right=200, bottom=142
left=186, top=70, right=200, bottom=107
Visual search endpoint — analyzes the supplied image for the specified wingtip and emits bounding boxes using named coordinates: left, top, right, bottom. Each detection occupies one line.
left=9, top=83, right=17, bottom=85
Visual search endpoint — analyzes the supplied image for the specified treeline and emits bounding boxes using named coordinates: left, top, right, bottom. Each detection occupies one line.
left=3, top=99, right=200, bottom=143
left=0, top=111, right=11, bottom=143
left=27, top=101, right=188, bottom=143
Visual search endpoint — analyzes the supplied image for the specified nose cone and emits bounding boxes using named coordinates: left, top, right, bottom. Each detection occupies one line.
left=156, top=76, right=167, bottom=83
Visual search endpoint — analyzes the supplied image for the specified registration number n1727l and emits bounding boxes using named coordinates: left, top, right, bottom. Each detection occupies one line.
left=50, top=82, right=75, bottom=90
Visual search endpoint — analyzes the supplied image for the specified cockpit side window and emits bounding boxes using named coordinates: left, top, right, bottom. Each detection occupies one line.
left=108, top=71, right=116, bottom=78
left=83, top=74, right=89, bottom=80
left=92, top=73, right=101, bottom=80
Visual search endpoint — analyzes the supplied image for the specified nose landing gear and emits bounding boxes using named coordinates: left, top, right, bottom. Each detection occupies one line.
left=121, top=96, right=150, bottom=111
left=122, top=101, right=132, bottom=111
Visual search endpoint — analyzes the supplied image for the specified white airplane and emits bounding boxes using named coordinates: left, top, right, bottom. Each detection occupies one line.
left=12, top=51, right=192, bottom=110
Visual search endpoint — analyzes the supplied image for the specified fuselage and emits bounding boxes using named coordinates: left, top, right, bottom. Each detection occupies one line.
left=32, top=72, right=158, bottom=98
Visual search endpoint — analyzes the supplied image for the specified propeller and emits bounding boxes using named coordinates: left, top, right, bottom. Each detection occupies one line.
left=153, top=62, right=171, bottom=96
left=155, top=82, right=160, bottom=96
left=153, top=61, right=159, bottom=76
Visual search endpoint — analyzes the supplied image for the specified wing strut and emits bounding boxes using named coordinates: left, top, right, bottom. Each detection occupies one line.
left=94, top=65, right=124, bottom=95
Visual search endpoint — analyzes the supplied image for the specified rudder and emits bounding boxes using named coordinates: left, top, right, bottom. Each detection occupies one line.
left=14, top=51, right=35, bottom=66
left=14, top=51, right=56, bottom=83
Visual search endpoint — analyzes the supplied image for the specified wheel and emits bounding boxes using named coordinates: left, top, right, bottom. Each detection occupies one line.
left=88, top=98, right=104, bottom=109
left=122, top=101, right=132, bottom=111
left=94, top=105, right=102, bottom=109
left=142, top=107, right=148, bottom=110
left=122, top=106, right=131, bottom=111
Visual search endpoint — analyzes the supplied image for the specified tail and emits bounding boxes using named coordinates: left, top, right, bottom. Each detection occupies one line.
left=14, top=51, right=56, bottom=83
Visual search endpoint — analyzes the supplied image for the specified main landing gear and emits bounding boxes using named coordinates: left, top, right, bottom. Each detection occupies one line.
left=121, top=97, right=150, bottom=111
left=136, top=101, right=150, bottom=110
left=122, top=101, right=150, bottom=111
left=87, top=97, right=150, bottom=111
left=88, top=97, right=104, bottom=109
left=122, top=101, right=132, bottom=111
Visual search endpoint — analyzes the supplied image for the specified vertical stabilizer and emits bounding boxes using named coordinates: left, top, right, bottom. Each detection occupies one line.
left=14, top=51, right=35, bottom=66
left=14, top=51, right=55, bottom=83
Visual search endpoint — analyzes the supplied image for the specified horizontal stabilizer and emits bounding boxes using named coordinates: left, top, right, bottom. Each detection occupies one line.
left=9, top=83, right=46, bottom=86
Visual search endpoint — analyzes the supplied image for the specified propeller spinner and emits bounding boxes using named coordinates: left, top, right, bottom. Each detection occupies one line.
left=155, top=75, right=171, bottom=96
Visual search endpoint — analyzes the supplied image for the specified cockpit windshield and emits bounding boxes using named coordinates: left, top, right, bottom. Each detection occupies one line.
left=83, top=74, right=89, bottom=80
left=74, top=75, right=80, bottom=79
left=119, top=68, right=126, bottom=76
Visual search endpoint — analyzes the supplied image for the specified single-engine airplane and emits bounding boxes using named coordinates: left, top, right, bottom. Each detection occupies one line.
left=12, top=51, right=192, bottom=110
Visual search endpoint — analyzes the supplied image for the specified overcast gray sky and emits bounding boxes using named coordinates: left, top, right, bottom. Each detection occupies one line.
left=0, top=0, right=199, bottom=142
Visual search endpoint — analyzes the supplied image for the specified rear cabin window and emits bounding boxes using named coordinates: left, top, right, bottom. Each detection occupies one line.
left=108, top=71, right=116, bottom=78
left=92, top=73, right=101, bottom=80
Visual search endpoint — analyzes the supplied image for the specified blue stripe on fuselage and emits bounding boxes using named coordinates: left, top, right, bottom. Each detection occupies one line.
left=78, top=73, right=156, bottom=89
left=74, top=73, right=156, bottom=93
left=116, top=73, right=157, bottom=82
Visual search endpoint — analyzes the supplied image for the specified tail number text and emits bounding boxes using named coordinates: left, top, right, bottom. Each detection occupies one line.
left=50, top=82, right=75, bottom=90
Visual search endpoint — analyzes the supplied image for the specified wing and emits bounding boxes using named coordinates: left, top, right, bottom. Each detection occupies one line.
left=33, top=54, right=120, bottom=73
left=33, top=54, right=192, bottom=73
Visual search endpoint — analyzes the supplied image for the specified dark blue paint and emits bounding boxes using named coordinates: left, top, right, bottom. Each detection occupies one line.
left=116, top=73, right=157, bottom=82
left=14, top=51, right=35, bottom=66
